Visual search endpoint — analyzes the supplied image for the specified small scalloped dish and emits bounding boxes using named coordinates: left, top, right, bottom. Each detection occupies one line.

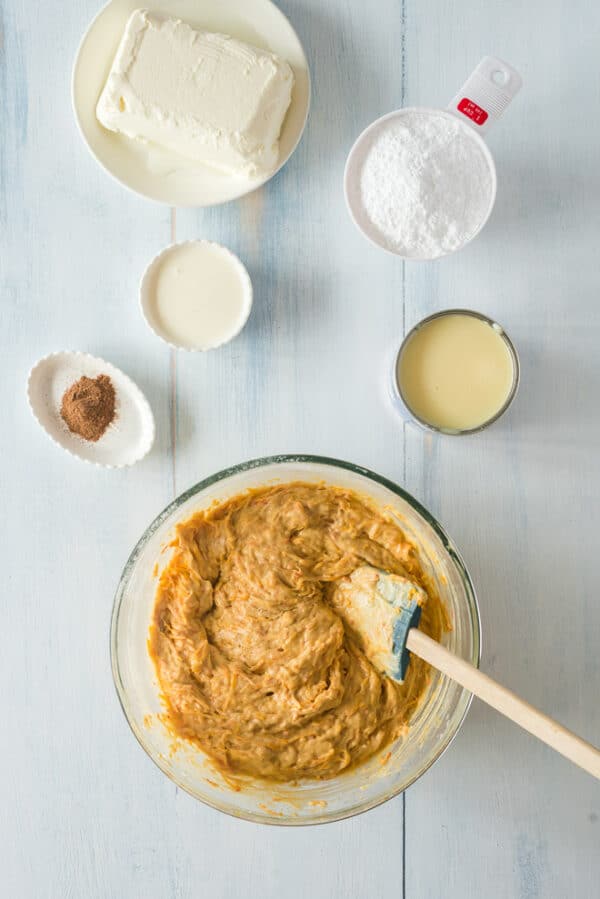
left=27, top=352, right=155, bottom=468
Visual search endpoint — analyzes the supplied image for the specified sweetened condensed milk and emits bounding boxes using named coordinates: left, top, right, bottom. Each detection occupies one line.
left=396, top=311, right=518, bottom=433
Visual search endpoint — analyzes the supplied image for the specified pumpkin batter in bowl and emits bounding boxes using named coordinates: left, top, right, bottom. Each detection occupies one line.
left=149, top=482, right=447, bottom=782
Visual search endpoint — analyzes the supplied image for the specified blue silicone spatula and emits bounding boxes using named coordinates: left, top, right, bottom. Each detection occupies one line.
left=338, top=567, right=600, bottom=779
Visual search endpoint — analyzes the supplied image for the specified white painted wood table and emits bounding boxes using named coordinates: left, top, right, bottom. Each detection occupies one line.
left=2, top=0, right=599, bottom=896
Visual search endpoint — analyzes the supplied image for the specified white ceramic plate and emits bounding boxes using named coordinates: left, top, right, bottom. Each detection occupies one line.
left=27, top=352, right=155, bottom=468
left=72, top=0, right=311, bottom=206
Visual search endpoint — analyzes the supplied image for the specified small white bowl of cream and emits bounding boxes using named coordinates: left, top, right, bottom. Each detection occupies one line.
left=141, top=241, right=253, bottom=351
left=392, top=310, right=519, bottom=435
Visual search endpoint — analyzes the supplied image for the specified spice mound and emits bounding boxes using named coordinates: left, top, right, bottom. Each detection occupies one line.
left=149, top=483, right=447, bottom=782
left=60, top=374, right=116, bottom=442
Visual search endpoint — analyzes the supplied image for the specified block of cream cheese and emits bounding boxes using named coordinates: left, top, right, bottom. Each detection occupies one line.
left=96, top=9, right=294, bottom=177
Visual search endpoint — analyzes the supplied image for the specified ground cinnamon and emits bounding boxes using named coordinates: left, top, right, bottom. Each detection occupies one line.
left=60, top=374, right=116, bottom=442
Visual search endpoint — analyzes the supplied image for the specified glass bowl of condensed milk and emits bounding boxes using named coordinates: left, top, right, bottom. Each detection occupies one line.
left=392, top=309, right=520, bottom=435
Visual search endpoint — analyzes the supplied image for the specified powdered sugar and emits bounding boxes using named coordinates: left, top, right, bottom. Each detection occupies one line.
left=358, top=110, right=494, bottom=259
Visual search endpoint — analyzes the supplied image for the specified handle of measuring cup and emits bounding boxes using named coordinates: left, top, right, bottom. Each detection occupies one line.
left=447, top=57, right=522, bottom=136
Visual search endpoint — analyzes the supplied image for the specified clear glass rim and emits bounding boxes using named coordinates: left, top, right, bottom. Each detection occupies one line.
left=111, top=454, right=481, bottom=825
left=394, top=308, right=521, bottom=436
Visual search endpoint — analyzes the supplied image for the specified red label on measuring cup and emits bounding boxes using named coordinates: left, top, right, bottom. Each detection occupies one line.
left=457, top=98, right=488, bottom=125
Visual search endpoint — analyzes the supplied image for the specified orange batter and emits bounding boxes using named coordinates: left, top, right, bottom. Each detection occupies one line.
left=149, top=483, right=446, bottom=781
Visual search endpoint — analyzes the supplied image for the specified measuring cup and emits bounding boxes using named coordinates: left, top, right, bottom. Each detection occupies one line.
left=344, top=57, right=522, bottom=259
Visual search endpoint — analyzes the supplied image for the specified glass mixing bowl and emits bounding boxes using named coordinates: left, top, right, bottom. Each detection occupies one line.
left=111, top=455, right=480, bottom=825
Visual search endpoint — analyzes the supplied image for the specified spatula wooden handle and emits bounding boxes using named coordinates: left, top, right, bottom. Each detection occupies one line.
left=407, top=628, right=600, bottom=780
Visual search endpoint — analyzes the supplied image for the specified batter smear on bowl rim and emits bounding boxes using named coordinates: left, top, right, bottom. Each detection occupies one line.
left=149, top=483, right=448, bottom=781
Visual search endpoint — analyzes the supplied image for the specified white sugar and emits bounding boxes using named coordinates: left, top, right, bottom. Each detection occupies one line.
left=359, top=111, right=494, bottom=259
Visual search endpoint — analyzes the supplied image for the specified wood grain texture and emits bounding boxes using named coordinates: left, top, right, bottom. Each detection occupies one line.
left=1, top=0, right=599, bottom=897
